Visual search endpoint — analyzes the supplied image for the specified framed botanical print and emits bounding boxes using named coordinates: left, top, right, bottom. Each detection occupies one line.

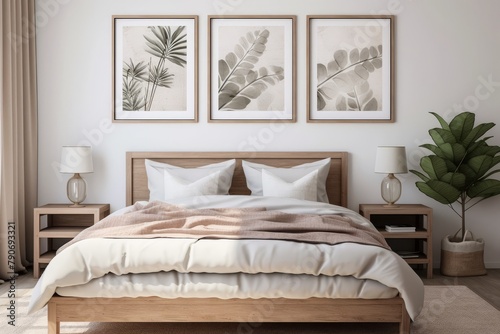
left=208, top=16, right=296, bottom=122
left=307, top=15, right=394, bottom=122
left=112, top=16, right=198, bottom=122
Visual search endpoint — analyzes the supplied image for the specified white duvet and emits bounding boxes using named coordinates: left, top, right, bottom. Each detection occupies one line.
left=28, top=196, right=424, bottom=320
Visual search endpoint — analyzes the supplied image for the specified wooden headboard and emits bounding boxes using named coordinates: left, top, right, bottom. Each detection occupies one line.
left=126, top=152, right=348, bottom=207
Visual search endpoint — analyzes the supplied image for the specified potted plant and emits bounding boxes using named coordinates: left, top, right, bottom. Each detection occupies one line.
left=410, top=111, right=500, bottom=276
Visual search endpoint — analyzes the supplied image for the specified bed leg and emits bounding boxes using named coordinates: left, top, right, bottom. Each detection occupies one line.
left=48, top=301, right=60, bottom=334
left=399, top=308, right=411, bottom=334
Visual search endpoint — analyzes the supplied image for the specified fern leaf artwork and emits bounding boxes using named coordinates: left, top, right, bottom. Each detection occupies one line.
left=317, top=45, right=382, bottom=112
left=217, top=28, right=285, bottom=111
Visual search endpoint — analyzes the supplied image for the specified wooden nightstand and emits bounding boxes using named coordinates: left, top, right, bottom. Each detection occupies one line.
left=33, top=203, right=110, bottom=278
left=359, top=204, right=433, bottom=278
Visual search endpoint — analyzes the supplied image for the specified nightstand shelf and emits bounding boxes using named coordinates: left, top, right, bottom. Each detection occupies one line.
left=33, top=203, right=110, bottom=278
left=38, top=226, right=85, bottom=238
left=379, top=230, right=429, bottom=238
left=359, top=204, right=433, bottom=278
left=38, top=251, right=57, bottom=263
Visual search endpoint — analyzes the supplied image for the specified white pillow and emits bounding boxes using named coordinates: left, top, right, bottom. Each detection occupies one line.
left=163, top=170, right=220, bottom=200
left=145, top=159, right=236, bottom=201
left=242, top=158, right=331, bottom=203
left=262, top=169, right=318, bottom=201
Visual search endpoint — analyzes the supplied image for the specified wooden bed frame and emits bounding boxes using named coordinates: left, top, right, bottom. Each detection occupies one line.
left=47, top=151, right=411, bottom=334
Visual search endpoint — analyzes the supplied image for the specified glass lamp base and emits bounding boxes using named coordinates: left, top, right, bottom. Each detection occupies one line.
left=67, top=173, right=87, bottom=207
left=381, top=173, right=402, bottom=206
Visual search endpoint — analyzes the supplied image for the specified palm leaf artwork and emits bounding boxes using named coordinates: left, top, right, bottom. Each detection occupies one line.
left=317, top=45, right=382, bottom=111
left=122, top=59, right=147, bottom=111
left=122, top=26, right=187, bottom=111
left=218, top=29, right=285, bottom=111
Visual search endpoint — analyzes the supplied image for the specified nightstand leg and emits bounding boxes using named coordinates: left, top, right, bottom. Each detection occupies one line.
left=33, top=212, right=40, bottom=279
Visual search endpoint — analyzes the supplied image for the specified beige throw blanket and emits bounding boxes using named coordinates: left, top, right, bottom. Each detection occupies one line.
left=60, top=201, right=389, bottom=253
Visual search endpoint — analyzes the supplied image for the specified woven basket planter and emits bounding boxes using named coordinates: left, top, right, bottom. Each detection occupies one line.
left=441, top=230, right=486, bottom=277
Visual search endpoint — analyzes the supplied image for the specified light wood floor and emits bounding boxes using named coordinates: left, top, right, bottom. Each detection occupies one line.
left=422, top=269, right=500, bottom=310
left=2, top=269, right=499, bottom=310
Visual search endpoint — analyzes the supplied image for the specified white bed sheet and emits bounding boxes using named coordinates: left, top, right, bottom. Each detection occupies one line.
left=28, top=196, right=424, bottom=320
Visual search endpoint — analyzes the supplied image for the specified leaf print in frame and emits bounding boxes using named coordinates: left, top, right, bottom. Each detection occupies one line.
left=307, top=16, right=394, bottom=123
left=209, top=16, right=296, bottom=122
left=113, top=16, right=198, bottom=122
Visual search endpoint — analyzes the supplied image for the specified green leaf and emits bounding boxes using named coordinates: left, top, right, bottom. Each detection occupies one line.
left=410, top=169, right=430, bottom=182
left=458, top=163, right=479, bottom=187
left=416, top=180, right=461, bottom=204
left=462, top=122, right=495, bottom=148
left=429, top=128, right=456, bottom=146
left=438, top=143, right=467, bottom=165
left=480, top=168, right=500, bottom=180
left=420, top=143, right=445, bottom=159
left=467, top=155, right=494, bottom=179
left=467, top=179, right=500, bottom=198
left=420, top=155, right=449, bottom=180
left=449, top=112, right=475, bottom=142
left=440, top=172, right=466, bottom=189
left=430, top=112, right=451, bottom=131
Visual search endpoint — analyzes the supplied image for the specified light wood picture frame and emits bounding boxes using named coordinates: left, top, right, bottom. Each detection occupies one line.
left=112, top=15, right=198, bottom=122
left=307, top=15, right=394, bottom=123
left=208, top=15, right=296, bottom=122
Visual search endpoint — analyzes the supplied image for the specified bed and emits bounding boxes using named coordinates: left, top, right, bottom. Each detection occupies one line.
left=29, top=151, right=423, bottom=334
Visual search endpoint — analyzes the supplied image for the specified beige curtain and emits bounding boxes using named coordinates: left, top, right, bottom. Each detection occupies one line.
left=0, top=0, right=38, bottom=281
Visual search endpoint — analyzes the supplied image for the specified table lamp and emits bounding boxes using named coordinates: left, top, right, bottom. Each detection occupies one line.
left=374, top=146, right=408, bottom=207
left=60, top=146, right=93, bottom=207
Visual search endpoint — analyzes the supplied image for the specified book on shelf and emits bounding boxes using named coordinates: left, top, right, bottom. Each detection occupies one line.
left=396, top=251, right=421, bottom=259
left=385, top=224, right=416, bottom=232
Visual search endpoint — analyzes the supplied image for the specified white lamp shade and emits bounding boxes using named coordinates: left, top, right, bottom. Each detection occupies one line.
left=374, top=146, right=408, bottom=174
left=60, top=146, right=93, bottom=173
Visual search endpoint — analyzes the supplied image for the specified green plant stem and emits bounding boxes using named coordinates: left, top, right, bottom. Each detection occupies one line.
left=461, top=193, right=466, bottom=240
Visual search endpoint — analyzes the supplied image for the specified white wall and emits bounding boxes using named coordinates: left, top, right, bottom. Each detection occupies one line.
left=36, top=0, right=500, bottom=268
